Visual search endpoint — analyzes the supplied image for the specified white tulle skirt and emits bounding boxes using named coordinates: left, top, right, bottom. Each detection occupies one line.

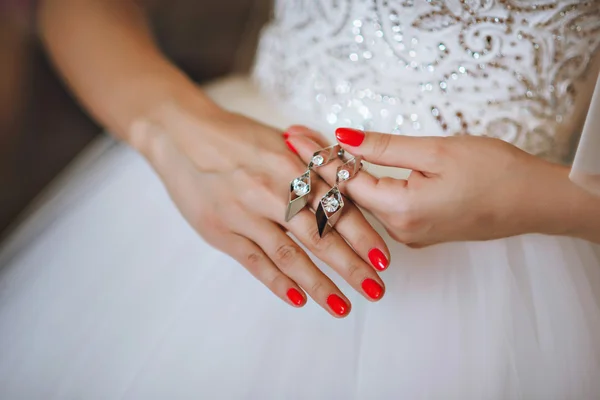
left=1, top=77, right=599, bottom=400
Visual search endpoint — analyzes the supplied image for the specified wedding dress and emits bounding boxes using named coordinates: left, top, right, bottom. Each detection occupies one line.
left=1, top=1, right=600, bottom=399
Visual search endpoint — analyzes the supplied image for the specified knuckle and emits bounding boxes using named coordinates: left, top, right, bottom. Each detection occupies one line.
left=385, top=227, right=406, bottom=243
left=309, top=229, right=335, bottom=251
left=195, top=211, right=227, bottom=236
left=346, top=263, right=363, bottom=282
left=308, top=228, right=323, bottom=248
left=268, top=273, right=288, bottom=291
left=371, top=133, right=392, bottom=159
left=274, top=244, right=299, bottom=271
left=423, top=139, right=448, bottom=168
left=244, top=169, right=272, bottom=192
left=393, top=213, right=420, bottom=232
left=245, top=251, right=264, bottom=269
left=310, top=280, right=324, bottom=294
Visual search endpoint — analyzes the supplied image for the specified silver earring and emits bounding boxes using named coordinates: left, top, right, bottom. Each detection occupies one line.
left=315, top=155, right=362, bottom=237
left=284, top=144, right=343, bottom=222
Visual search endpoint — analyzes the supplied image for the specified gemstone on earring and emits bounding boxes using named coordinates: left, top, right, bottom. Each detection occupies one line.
left=292, top=177, right=310, bottom=196
left=322, top=194, right=340, bottom=212
left=315, top=186, right=344, bottom=237
left=337, top=169, right=350, bottom=181
left=312, top=154, right=325, bottom=166
left=285, top=170, right=311, bottom=222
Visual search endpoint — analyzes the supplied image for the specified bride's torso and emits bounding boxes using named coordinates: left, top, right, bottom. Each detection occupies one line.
left=254, top=0, right=600, bottom=163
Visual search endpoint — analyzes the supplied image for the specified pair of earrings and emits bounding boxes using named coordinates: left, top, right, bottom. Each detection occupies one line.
left=285, top=144, right=362, bottom=237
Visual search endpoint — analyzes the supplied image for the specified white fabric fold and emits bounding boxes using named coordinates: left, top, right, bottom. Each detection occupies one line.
left=571, top=71, right=600, bottom=197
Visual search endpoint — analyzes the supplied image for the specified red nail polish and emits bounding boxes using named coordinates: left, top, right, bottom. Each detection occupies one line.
left=282, top=132, right=290, bottom=139
left=326, top=294, right=349, bottom=316
left=368, top=248, right=389, bottom=271
left=285, top=139, right=298, bottom=154
left=335, top=127, right=365, bottom=146
left=362, top=278, right=383, bottom=300
left=287, top=288, right=304, bottom=306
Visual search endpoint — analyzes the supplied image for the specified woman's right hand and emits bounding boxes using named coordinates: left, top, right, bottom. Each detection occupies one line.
left=128, top=93, right=390, bottom=317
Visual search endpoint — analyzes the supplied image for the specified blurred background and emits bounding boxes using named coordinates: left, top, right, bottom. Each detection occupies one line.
left=0, top=0, right=270, bottom=237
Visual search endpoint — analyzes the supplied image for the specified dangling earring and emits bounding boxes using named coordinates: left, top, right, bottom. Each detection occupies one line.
left=315, top=154, right=362, bottom=237
left=284, top=144, right=343, bottom=222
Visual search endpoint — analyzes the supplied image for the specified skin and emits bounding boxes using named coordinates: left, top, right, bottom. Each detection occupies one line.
left=38, top=1, right=599, bottom=317
left=38, top=0, right=390, bottom=317
left=288, top=127, right=600, bottom=246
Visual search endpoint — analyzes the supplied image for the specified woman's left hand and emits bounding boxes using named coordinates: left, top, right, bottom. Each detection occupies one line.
left=287, top=126, right=585, bottom=247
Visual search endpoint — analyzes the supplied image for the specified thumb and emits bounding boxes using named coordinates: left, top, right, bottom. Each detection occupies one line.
left=335, top=127, right=442, bottom=172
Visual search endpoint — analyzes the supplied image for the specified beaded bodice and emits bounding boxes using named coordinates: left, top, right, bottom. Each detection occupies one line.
left=254, top=0, right=600, bottom=162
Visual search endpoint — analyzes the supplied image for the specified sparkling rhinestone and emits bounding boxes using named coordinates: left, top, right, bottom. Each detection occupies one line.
left=293, top=179, right=309, bottom=196
left=312, top=155, right=324, bottom=166
left=294, top=179, right=310, bottom=196
left=293, top=180, right=309, bottom=196
left=322, top=195, right=340, bottom=213
left=338, top=169, right=350, bottom=181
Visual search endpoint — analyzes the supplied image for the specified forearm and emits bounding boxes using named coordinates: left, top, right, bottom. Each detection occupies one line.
left=38, top=0, right=216, bottom=142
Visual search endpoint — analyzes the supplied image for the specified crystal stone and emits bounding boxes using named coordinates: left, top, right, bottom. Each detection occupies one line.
left=312, top=155, right=325, bottom=166
left=322, top=194, right=340, bottom=213
left=293, top=178, right=309, bottom=196
left=337, top=169, right=350, bottom=181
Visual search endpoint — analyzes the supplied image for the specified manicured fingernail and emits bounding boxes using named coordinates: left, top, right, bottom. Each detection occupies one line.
left=287, top=288, right=304, bottom=306
left=368, top=248, right=389, bottom=271
left=362, top=278, right=383, bottom=300
left=335, top=127, right=365, bottom=146
left=285, top=139, right=298, bottom=154
left=282, top=132, right=290, bottom=139
left=326, top=294, right=349, bottom=316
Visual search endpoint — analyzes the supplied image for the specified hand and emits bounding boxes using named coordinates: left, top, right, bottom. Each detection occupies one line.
left=128, top=97, right=390, bottom=317
left=288, top=126, right=586, bottom=247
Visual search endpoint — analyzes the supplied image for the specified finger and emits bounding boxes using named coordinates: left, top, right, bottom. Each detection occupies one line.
left=284, top=125, right=330, bottom=148
left=288, top=133, right=406, bottom=216
left=225, top=233, right=308, bottom=308
left=301, top=165, right=391, bottom=271
left=236, top=218, right=354, bottom=317
left=282, top=208, right=386, bottom=304
left=335, top=127, right=445, bottom=173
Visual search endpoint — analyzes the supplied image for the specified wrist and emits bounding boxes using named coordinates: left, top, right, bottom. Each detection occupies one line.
left=524, top=162, right=600, bottom=242
left=561, top=183, right=600, bottom=243
left=125, top=72, right=223, bottom=151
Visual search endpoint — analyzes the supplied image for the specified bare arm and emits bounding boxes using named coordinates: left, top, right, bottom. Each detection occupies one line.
left=38, top=0, right=217, bottom=141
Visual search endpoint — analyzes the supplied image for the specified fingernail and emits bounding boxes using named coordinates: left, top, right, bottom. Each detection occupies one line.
left=282, top=132, right=290, bottom=139
left=285, top=139, right=298, bottom=154
left=362, top=278, right=383, bottom=300
left=287, top=288, right=304, bottom=306
left=368, top=248, right=389, bottom=271
left=335, top=127, right=365, bottom=146
left=327, top=294, right=349, bottom=316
